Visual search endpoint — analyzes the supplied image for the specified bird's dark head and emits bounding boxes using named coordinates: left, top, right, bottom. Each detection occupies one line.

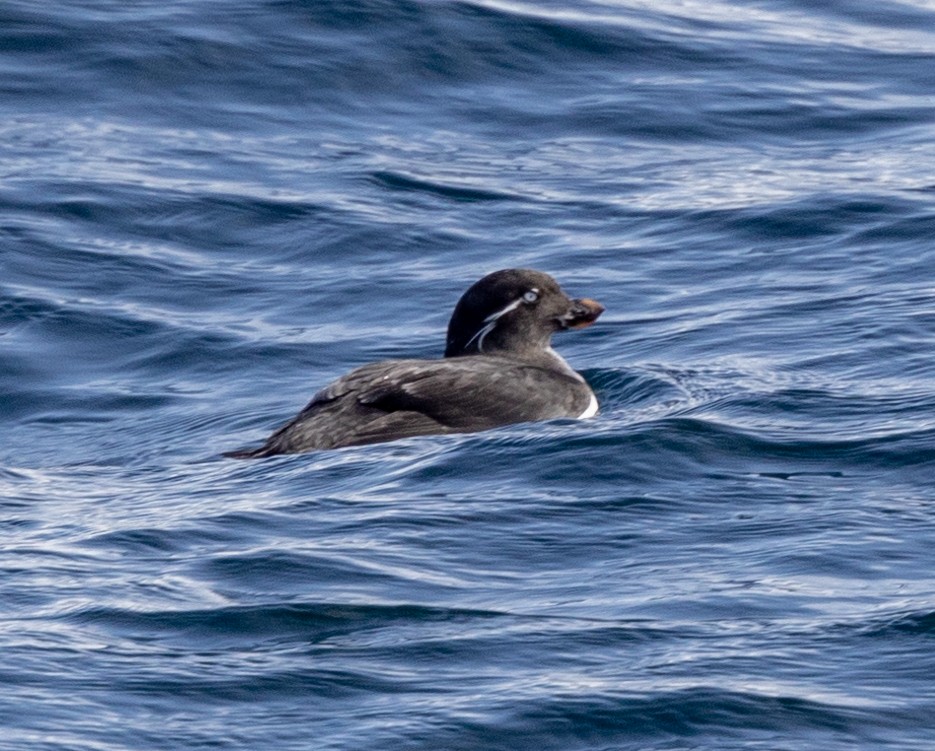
left=444, top=269, right=604, bottom=358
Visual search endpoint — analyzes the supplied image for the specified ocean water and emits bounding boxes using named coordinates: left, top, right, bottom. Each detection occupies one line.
left=2, top=0, right=935, bottom=748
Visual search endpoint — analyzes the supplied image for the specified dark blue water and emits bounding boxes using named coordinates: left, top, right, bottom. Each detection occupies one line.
left=3, top=1, right=935, bottom=748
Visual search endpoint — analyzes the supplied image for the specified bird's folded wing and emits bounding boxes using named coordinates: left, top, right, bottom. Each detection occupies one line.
left=348, top=359, right=582, bottom=429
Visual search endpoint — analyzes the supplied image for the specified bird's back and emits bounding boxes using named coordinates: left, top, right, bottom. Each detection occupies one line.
left=225, top=355, right=593, bottom=457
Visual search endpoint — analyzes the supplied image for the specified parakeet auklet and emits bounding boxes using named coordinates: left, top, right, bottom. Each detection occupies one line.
left=224, top=268, right=604, bottom=457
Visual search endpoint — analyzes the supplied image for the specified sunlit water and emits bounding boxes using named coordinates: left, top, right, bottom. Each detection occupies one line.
left=2, top=1, right=935, bottom=749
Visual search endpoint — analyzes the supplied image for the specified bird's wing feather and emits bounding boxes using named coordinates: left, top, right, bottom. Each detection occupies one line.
left=241, top=357, right=588, bottom=454
left=351, top=358, right=585, bottom=429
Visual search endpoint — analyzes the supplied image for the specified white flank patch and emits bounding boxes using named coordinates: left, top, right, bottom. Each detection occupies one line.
left=578, top=392, right=599, bottom=419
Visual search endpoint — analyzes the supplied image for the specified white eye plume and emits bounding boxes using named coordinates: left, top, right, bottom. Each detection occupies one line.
left=463, top=296, right=526, bottom=352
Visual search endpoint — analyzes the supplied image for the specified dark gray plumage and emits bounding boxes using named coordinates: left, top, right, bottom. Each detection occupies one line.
left=224, top=269, right=604, bottom=457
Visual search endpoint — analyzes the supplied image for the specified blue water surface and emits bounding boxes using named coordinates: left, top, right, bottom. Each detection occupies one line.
left=2, top=0, right=935, bottom=749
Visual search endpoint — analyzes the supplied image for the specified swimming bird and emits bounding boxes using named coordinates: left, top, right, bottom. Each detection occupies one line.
left=224, top=268, right=604, bottom=457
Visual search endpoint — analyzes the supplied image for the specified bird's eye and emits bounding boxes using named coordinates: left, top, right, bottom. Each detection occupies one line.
left=522, top=290, right=539, bottom=303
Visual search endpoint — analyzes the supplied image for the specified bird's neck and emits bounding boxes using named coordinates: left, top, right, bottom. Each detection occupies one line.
left=448, top=343, right=582, bottom=381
